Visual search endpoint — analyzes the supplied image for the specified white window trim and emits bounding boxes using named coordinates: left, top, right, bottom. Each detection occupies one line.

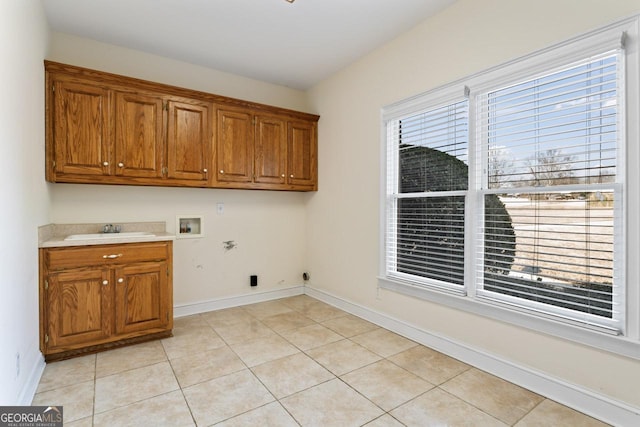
left=384, top=94, right=469, bottom=294
left=379, top=15, right=640, bottom=360
left=472, top=51, right=625, bottom=334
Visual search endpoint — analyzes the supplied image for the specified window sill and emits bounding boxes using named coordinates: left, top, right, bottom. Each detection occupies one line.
left=378, top=276, right=640, bottom=360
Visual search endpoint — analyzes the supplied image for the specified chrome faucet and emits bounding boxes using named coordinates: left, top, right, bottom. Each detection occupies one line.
left=102, top=224, right=121, bottom=233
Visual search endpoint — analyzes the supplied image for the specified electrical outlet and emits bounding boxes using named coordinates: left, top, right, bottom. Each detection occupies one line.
left=216, top=202, right=224, bottom=215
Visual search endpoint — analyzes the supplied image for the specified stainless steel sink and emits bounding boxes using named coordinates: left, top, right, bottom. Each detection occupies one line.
left=64, top=231, right=156, bottom=241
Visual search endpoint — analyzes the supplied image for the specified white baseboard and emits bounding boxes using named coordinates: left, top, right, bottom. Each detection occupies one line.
left=173, top=285, right=305, bottom=318
left=18, top=352, right=45, bottom=405
left=304, top=286, right=640, bottom=427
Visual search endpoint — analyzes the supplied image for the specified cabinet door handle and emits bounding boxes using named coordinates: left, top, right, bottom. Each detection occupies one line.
left=118, top=278, right=124, bottom=283
left=103, top=161, right=109, bottom=166
left=103, top=254, right=122, bottom=259
left=219, top=170, right=224, bottom=174
left=281, top=174, right=285, bottom=178
left=118, top=162, right=124, bottom=168
left=102, top=280, right=109, bottom=286
left=290, top=174, right=294, bottom=178
left=203, top=168, right=208, bottom=173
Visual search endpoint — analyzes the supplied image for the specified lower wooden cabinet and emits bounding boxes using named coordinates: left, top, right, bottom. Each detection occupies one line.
left=39, top=241, right=173, bottom=361
left=46, top=268, right=112, bottom=350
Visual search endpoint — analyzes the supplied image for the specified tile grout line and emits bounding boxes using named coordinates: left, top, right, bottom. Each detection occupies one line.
left=235, top=299, right=372, bottom=426
left=197, top=307, right=297, bottom=425
left=283, top=300, right=509, bottom=426
left=50, top=300, right=400, bottom=423
left=245, top=302, right=330, bottom=426
left=252, top=302, right=397, bottom=426
left=37, top=296, right=601, bottom=426
left=161, top=339, right=199, bottom=427
left=434, top=386, right=507, bottom=426
left=92, top=354, right=96, bottom=426
left=512, top=397, right=547, bottom=426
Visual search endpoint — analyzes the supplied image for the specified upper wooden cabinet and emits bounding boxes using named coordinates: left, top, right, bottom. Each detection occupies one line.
left=52, top=80, right=111, bottom=177
left=167, top=100, right=210, bottom=182
left=214, top=106, right=317, bottom=191
left=255, top=115, right=287, bottom=185
left=288, top=120, right=317, bottom=189
left=48, top=71, right=210, bottom=186
left=216, top=107, right=254, bottom=184
left=114, top=91, right=164, bottom=179
left=45, top=61, right=318, bottom=191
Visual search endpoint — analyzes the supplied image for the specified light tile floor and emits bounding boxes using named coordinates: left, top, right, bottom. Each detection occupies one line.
left=33, top=295, right=609, bottom=426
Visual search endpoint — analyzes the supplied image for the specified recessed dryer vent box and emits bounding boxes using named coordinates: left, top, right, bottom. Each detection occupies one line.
left=176, top=215, right=203, bottom=239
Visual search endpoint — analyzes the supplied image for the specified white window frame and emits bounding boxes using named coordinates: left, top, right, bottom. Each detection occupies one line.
left=384, top=90, right=470, bottom=295
left=379, top=16, right=640, bottom=359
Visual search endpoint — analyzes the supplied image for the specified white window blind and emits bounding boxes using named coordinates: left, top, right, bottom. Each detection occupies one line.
left=475, top=50, right=624, bottom=331
left=381, top=18, right=638, bottom=351
left=385, top=98, right=469, bottom=292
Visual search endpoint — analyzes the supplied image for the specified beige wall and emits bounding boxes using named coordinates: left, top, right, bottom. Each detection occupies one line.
left=36, top=0, right=640, bottom=411
left=47, top=34, right=313, bottom=307
left=306, top=0, right=640, bottom=408
left=49, top=32, right=311, bottom=113
left=0, top=0, right=50, bottom=404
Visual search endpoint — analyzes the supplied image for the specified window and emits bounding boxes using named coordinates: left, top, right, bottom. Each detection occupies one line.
left=475, top=51, right=623, bottom=332
left=381, top=17, right=639, bottom=352
left=386, top=99, right=468, bottom=292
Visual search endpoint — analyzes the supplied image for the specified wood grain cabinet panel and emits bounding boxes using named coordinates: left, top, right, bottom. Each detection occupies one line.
left=51, top=80, right=111, bottom=177
left=114, top=92, right=164, bottom=179
left=215, top=107, right=254, bottom=183
left=288, top=120, right=317, bottom=190
left=167, top=100, right=210, bottom=182
left=45, top=242, right=169, bottom=271
left=115, top=262, right=168, bottom=334
left=213, top=107, right=317, bottom=190
left=39, top=241, right=173, bottom=361
left=45, top=61, right=318, bottom=191
left=46, top=67, right=210, bottom=187
left=255, top=115, right=287, bottom=185
left=46, top=269, right=111, bottom=349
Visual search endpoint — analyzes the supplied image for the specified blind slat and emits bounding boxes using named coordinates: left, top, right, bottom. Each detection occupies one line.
left=385, top=44, right=623, bottom=331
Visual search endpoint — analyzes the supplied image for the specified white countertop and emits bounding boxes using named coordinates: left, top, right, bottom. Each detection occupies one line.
left=39, top=222, right=175, bottom=248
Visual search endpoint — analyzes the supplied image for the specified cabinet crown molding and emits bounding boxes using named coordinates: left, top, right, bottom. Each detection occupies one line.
left=44, top=60, right=319, bottom=122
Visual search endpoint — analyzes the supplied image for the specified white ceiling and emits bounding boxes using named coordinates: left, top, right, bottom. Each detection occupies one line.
left=43, top=0, right=457, bottom=90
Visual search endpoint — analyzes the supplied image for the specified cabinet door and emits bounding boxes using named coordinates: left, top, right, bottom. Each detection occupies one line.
left=287, top=120, right=317, bottom=189
left=46, top=269, right=112, bottom=350
left=52, top=80, right=111, bottom=176
left=114, top=92, right=164, bottom=178
left=114, top=262, right=169, bottom=335
left=216, top=108, right=254, bottom=183
left=255, top=115, right=286, bottom=185
left=167, top=99, right=210, bottom=182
